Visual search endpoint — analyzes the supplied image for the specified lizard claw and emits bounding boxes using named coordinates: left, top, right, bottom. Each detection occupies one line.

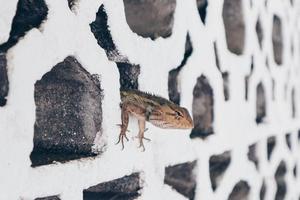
left=116, top=124, right=130, bottom=132
left=116, top=133, right=129, bottom=150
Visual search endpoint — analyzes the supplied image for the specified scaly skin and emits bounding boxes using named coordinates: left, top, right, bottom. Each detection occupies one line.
left=116, top=89, right=194, bottom=151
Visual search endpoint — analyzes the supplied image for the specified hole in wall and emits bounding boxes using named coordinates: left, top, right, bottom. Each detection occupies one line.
left=123, top=0, right=176, bottom=40
left=227, top=180, right=250, bottom=200
left=222, top=0, right=245, bottom=55
left=256, top=82, right=266, bottom=124
left=35, top=196, right=61, bottom=200
left=168, top=33, right=193, bottom=104
left=0, top=0, right=48, bottom=107
left=83, top=172, right=141, bottom=200
left=285, top=133, right=292, bottom=150
left=267, top=136, right=276, bottom=161
left=274, top=161, right=287, bottom=200
left=197, top=0, right=208, bottom=24
left=30, top=56, right=105, bottom=167
left=164, top=161, right=197, bottom=199
left=190, top=75, right=214, bottom=138
left=248, top=143, right=259, bottom=169
left=245, top=56, right=254, bottom=100
left=272, top=15, right=283, bottom=65
left=260, top=180, right=266, bottom=200
left=209, top=151, right=231, bottom=191
left=256, top=17, right=263, bottom=49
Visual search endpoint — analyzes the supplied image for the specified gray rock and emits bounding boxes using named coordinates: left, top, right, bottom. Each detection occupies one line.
left=123, top=0, right=176, bottom=40
left=83, top=173, right=141, bottom=200
left=35, top=195, right=60, bottom=200
left=222, top=0, right=245, bottom=55
left=116, top=62, right=140, bottom=90
left=256, top=82, right=266, bottom=124
left=190, top=75, right=214, bottom=138
left=0, top=54, right=8, bottom=106
left=31, top=56, right=104, bottom=166
left=228, top=181, right=250, bottom=200
left=275, top=161, right=287, bottom=200
left=267, top=136, right=276, bottom=161
left=197, top=0, right=208, bottom=24
left=247, top=143, right=258, bottom=169
left=209, top=151, right=231, bottom=191
left=272, top=15, right=283, bottom=65
left=256, top=18, right=263, bottom=49
left=164, top=161, right=197, bottom=200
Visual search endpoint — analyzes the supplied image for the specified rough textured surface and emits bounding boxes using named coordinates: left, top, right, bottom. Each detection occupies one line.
left=256, top=82, right=266, bottom=124
left=0, top=54, right=8, bottom=106
left=190, top=75, right=214, bottom=138
left=123, top=0, right=176, bottom=40
left=30, top=56, right=104, bottom=166
left=197, top=0, right=208, bottom=24
left=228, top=180, right=250, bottom=200
left=272, top=15, right=283, bottom=65
left=164, top=161, right=197, bottom=200
left=256, top=18, right=263, bottom=49
left=275, top=161, right=287, bottom=200
left=168, top=34, right=193, bottom=104
left=209, top=151, right=231, bottom=191
left=267, top=136, right=276, bottom=161
left=222, top=72, right=229, bottom=101
left=0, top=0, right=48, bottom=52
left=116, top=62, right=140, bottom=90
left=35, top=196, right=61, bottom=200
left=222, top=0, right=245, bottom=55
left=83, top=173, right=141, bottom=200
left=248, top=143, right=258, bottom=169
left=90, top=5, right=127, bottom=62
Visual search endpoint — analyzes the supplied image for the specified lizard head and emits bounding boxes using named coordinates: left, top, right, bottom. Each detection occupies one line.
left=149, top=104, right=194, bottom=129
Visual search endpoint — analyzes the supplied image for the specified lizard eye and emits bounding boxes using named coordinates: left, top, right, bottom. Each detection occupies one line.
left=175, top=111, right=183, bottom=119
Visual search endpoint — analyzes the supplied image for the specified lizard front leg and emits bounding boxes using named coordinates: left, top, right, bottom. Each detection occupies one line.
left=116, top=103, right=129, bottom=150
left=137, top=119, right=151, bottom=151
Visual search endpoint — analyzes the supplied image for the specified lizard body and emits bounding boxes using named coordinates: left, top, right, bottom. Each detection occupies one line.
left=116, top=89, right=194, bottom=150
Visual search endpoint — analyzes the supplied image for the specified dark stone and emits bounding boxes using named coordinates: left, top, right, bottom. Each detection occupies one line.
left=168, top=34, right=193, bottom=104
left=256, top=18, right=263, bottom=49
left=197, top=0, right=208, bottom=24
left=90, top=5, right=127, bottom=62
left=190, top=75, right=214, bottom=138
left=285, top=133, right=291, bottom=150
left=35, top=196, right=60, bottom=200
left=228, top=180, right=250, bottom=200
left=293, top=164, right=297, bottom=178
left=292, top=88, right=296, bottom=118
left=213, top=42, right=220, bottom=70
left=260, top=180, right=266, bottom=200
left=0, top=54, right=8, bottom=106
left=67, top=0, right=78, bottom=10
left=267, top=136, right=276, bottom=161
left=0, top=0, right=48, bottom=53
left=245, top=56, right=254, bottom=101
left=116, top=62, right=140, bottom=90
left=275, top=161, right=287, bottom=200
left=222, top=0, right=245, bottom=55
left=222, top=72, right=229, bottom=101
left=272, top=15, right=283, bottom=65
left=256, top=82, right=266, bottom=124
left=83, top=173, right=141, bottom=200
left=123, top=0, right=176, bottom=40
left=209, top=151, right=231, bottom=191
left=30, top=56, right=104, bottom=167
left=248, top=143, right=258, bottom=169
left=164, top=161, right=197, bottom=200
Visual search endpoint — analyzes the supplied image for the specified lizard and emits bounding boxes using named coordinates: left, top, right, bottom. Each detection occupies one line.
left=116, top=89, right=194, bottom=151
